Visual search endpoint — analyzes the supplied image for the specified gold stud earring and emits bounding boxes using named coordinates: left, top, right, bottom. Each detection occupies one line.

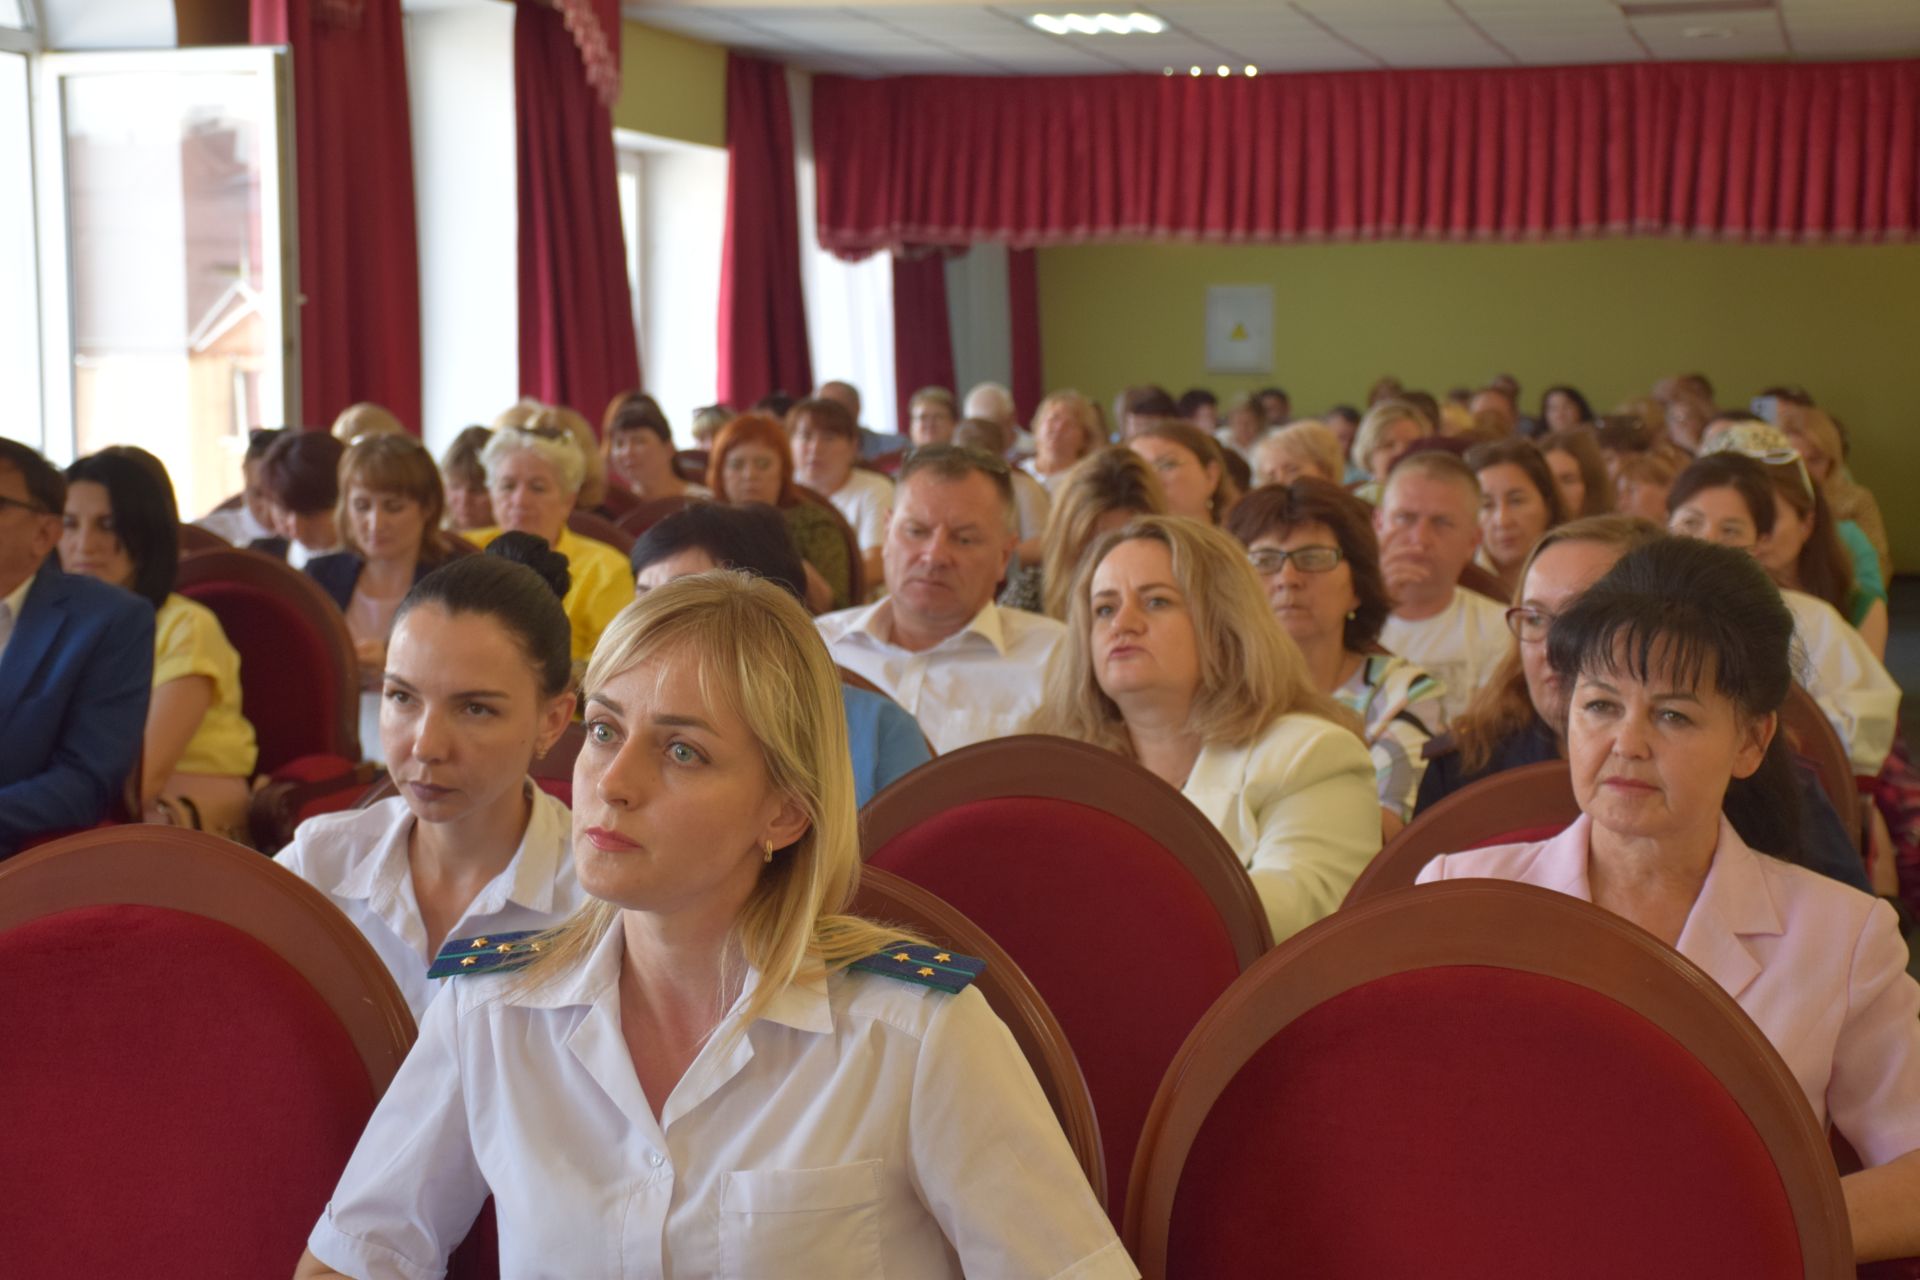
left=763, top=840, right=775, bottom=864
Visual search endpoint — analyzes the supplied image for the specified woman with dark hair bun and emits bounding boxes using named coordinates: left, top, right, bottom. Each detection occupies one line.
left=59, top=448, right=259, bottom=839
left=1419, top=538, right=1920, bottom=1263
left=276, top=534, right=585, bottom=1020
left=1226, top=480, right=1444, bottom=837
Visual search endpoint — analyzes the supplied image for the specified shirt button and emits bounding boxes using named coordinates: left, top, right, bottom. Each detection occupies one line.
left=649, top=1152, right=665, bottom=1168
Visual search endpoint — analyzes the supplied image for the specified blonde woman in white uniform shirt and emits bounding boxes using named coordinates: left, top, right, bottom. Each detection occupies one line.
left=294, top=572, right=1132, bottom=1280
left=1027, top=516, right=1381, bottom=944
left=276, top=537, right=585, bottom=1021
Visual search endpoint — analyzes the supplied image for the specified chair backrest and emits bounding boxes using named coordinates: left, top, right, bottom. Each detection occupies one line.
left=566, top=509, right=636, bottom=556
left=851, top=866, right=1107, bottom=1207
left=1780, top=682, right=1863, bottom=852
left=1456, top=560, right=1509, bottom=603
left=616, top=493, right=702, bottom=537
left=177, top=522, right=230, bottom=554
left=673, top=449, right=710, bottom=484
left=177, top=547, right=361, bottom=773
left=795, top=484, right=867, bottom=604
left=1344, top=759, right=1578, bottom=906
left=861, top=734, right=1271, bottom=1216
left=1124, top=880, right=1851, bottom=1280
left=0, top=827, right=415, bottom=1278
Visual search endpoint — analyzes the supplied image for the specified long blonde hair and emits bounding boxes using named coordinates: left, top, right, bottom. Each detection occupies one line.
left=514, top=572, right=913, bottom=1025
left=1027, top=516, right=1356, bottom=755
left=1038, top=447, right=1168, bottom=620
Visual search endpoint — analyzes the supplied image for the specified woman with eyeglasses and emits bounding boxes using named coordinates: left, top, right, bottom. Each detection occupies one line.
left=1226, top=480, right=1445, bottom=839
left=1027, top=515, right=1380, bottom=943
left=708, top=413, right=851, bottom=614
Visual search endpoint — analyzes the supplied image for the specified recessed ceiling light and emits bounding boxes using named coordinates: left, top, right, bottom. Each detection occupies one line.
left=1681, top=24, right=1734, bottom=37
left=1189, top=65, right=1202, bottom=76
left=1244, top=64, right=1258, bottom=76
left=1216, top=64, right=1230, bottom=76
left=1026, top=11, right=1167, bottom=36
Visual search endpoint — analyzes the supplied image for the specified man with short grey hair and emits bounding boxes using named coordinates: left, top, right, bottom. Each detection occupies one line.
left=817, top=445, right=1063, bottom=752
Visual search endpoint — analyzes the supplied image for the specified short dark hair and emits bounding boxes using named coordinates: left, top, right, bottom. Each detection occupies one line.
left=1549, top=537, right=1802, bottom=863
left=896, top=444, right=1015, bottom=521
left=1326, top=405, right=1361, bottom=430
left=630, top=503, right=807, bottom=602
left=64, top=449, right=180, bottom=608
left=440, top=425, right=492, bottom=488
left=786, top=397, right=858, bottom=443
left=603, top=390, right=673, bottom=445
left=260, top=430, right=346, bottom=515
left=0, top=439, right=66, bottom=516
left=1120, top=385, right=1177, bottom=419
left=1176, top=388, right=1218, bottom=417
left=1539, top=385, right=1594, bottom=426
left=397, top=534, right=573, bottom=699
left=1255, top=386, right=1290, bottom=404
left=1226, top=478, right=1390, bottom=651
left=1666, top=454, right=1777, bottom=535
left=243, top=427, right=288, bottom=464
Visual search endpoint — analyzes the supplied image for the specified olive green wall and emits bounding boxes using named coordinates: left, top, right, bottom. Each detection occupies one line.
left=1037, top=238, right=1920, bottom=566
left=615, top=21, right=727, bottom=148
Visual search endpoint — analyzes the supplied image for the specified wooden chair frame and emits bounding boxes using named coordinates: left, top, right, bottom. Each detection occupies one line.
left=0, top=826, right=415, bottom=1095
left=1123, top=880, right=1853, bottom=1279
left=1781, top=683, right=1865, bottom=854
left=852, top=867, right=1107, bottom=1207
left=177, top=547, right=361, bottom=766
left=860, top=734, right=1272, bottom=967
left=567, top=509, right=636, bottom=556
left=176, top=522, right=231, bottom=555
left=1343, top=758, right=1578, bottom=906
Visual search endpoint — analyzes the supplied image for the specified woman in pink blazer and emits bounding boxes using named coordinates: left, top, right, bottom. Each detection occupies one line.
left=1419, top=536, right=1920, bottom=1263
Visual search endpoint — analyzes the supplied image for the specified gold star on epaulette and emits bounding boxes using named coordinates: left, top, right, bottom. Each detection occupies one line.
left=893, top=952, right=910, bottom=961
left=529, top=941, right=543, bottom=952
left=460, top=956, right=477, bottom=967
left=497, top=943, right=514, bottom=953
left=917, top=967, right=935, bottom=977
left=473, top=938, right=489, bottom=947
left=934, top=953, right=951, bottom=962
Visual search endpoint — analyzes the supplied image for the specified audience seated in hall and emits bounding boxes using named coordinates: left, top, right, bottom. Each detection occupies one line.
left=276, top=536, right=585, bottom=1022
left=60, top=448, right=258, bottom=841
left=1346, top=398, right=1430, bottom=506
left=1539, top=384, right=1596, bottom=435
left=819, top=445, right=1064, bottom=753
left=1252, top=420, right=1342, bottom=489
left=790, top=396, right=891, bottom=594
left=816, top=378, right=907, bottom=461
left=906, top=385, right=960, bottom=448
left=1467, top=437, right=1569, bottom=600
left=1418, top=538, right=1920, bottom=1264
left=954, top=414, right=1050, bottom=574
left=601, top=389, right=711, bottom=505
left=1540, top=425, right=1613, bottom=519
left=1027, top=515, right=1380, bottom=943
left=630, top=502, right=929, bottom=807
left=329, top=401, right=406, bottom=445
left=437, top=425, right=495, bottom=532
left=306, top=433, right=459, bottom=675
left=251, top=430, right=346, bottom=569
left=294, top=572, right=1130, bottom=1280
left=1227, top=480, right=1445, bottom=839
left=0, top=440, right=152, bottom=857
left=194, top=426, right=285, bottom=546
left=467, top=411, right=635, bottom=664
left=1665, top=453, right=1900, bottom=775
left=1780, top=402, right=1892, bottom=574
left=1021, top=390, right=1101, bottom=494
left=1374, top=451, right=1511, bottom=727
left=1036, top=446, right=1168, bottom=621
left=708, top=412, right=852, bottom=614
left=964, top=379, right=1036, bottom=457
left=1128, top=420, right=1235, bottom=527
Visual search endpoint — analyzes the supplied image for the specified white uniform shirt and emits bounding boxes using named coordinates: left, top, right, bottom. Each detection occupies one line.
left=1378, top=586, right=1512, bottom=728
left=195, top=503, right=272, bottom=547
left=1011, top=467, right=1052, bottom=542
left=827, top=468, right=895, bottom=552
left=817, top=600, right=1065, bottom=753
left=1782, top=587, right=1901, bottom=775
left=308, top=922, right=1136, bottom=1280
left=275, top=787, right=583, bottom=1020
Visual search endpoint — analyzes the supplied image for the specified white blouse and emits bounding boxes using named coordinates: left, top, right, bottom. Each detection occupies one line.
left=308, top=921, right=1135, bottom=1280
left=1782, top=587, right=1900, bottom=775
left=275, top=787, right=584, bottom=1021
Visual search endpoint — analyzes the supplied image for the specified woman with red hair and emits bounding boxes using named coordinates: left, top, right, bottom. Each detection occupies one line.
left=708, top=414, right=852, bottom=613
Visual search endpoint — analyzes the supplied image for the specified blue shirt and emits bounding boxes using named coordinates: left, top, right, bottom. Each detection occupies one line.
left=844, top=685, right=930, bottom=807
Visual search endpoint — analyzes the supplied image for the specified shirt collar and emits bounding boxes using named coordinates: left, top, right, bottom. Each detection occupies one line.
left=0, top=570, right=36, bottom=628
left=331, top=804, right=415, bottom=904
left=851, top=598, right=1008, bottom=657
left=334, top=783, right=562, bottom=918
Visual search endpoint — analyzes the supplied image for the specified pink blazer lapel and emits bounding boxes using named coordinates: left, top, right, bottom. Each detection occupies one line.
left=1673, top=820, right=1782, bottom=1003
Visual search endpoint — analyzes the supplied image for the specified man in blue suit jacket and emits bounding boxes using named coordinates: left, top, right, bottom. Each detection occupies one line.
left=0, top=441, right=153, bottom=857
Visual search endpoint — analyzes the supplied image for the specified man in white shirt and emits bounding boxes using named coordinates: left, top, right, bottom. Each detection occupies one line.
left=1374, top=451, right=1510, bottom=727
left=818, top=446, right=1064, bottom=753
left=792, top=396, right=892, bottom=594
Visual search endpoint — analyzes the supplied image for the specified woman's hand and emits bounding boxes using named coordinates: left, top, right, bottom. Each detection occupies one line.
left=1843, top=1148, right=1920, bottom=1261
left=291, top=1249, right=347, bottom=1279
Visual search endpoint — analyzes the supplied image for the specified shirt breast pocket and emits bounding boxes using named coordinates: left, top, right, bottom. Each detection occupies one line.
left=718, top=1159, right=885, bottom=1279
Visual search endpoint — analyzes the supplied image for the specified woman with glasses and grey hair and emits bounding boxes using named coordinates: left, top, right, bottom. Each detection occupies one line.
left=1226, top=479, right=1446, bottom=839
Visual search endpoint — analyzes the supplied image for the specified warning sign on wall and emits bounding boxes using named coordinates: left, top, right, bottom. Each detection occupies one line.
left=1204, top=284, right=1273, bottom=374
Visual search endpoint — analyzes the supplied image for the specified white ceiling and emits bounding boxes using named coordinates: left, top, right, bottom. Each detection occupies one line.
left=622, top=0, right=1920, bottom=77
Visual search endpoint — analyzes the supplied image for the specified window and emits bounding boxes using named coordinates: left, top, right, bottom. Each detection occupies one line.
left=0, top=50, right=39, bottom=450
left=35, top=47, right=294, bottom=520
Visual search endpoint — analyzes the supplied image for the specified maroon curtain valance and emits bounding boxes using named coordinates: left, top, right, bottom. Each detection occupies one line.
left=813, top=60, right=1920, bottom=257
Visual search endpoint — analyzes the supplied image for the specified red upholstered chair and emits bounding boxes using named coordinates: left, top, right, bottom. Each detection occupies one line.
left=852, top=866, right=1107, bottom=1207
left=673, top=449, right=710, bottom=484
left=566, top=509, right=636, bottom=556
left=1124, top=880, right=1853, bottom=1279
left=1343, top=759, right=1578, bottom=906
left=861, top=734, right=1270, bottom=1216
left=616, top=493, right=702, bottom=537
left=0, top=826, right=415, bottom=1278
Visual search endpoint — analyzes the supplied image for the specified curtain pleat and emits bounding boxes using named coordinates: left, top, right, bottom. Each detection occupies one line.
left=890, top=254, right=954, bottom=431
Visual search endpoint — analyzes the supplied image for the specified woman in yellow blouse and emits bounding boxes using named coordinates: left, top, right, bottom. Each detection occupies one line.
left=59, top=448, right=258, bottom=839
left=467, top=408, right=635, bottom=664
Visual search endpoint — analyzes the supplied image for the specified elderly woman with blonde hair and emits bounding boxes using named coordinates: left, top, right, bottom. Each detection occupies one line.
left=1022, top=389, right=1102, bottom=492
left=1028, top=516, right=1380, bottom=942
left=329, top=401, right=405, bottom=444
left=1252, top=420, right=1343, bottom=488
left=293, top=572, right=1131, bottom=1280
left=1348, top=399, right=1430, bottom=504
left=1778, top=402, right=1891, bottom=574
left=470, top=409, right=635, bottom=661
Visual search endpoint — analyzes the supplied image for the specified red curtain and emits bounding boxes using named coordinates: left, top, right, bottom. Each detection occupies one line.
left=718, top=54, right=813, bottom=409
left=1007, top=248, right=1042, bottom=424
left=814, top=61, right=1920, bottom=256
left=514, top=0, right=639, bottom=421
left=251, top=0, right=421, bottom=431
left=890, top=253, right=954, bottom=430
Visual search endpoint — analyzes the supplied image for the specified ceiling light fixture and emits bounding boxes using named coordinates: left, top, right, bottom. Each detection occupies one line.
left=1216, top=64, right=1230, bottom=76
left=1026, top=11, right=1167, bottom=36
left=1681, top=24, right=1734, bottom=37
left=1189, top=65, right=1202, bottom=76
left=1244, top=64, right=1258, bottom=76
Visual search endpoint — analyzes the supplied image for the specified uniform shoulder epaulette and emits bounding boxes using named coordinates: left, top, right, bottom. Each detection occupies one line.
left=428, top=929, right=549, bottom=980
left=849, top=941, right=985, bottom=994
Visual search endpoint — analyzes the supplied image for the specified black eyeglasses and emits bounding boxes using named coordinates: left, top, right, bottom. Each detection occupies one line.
left=0, top=494, right=48, bottom=517
left=1248, top=545, right=1343, bottom=574
left=1504, top=606, right=1558, bottom=642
